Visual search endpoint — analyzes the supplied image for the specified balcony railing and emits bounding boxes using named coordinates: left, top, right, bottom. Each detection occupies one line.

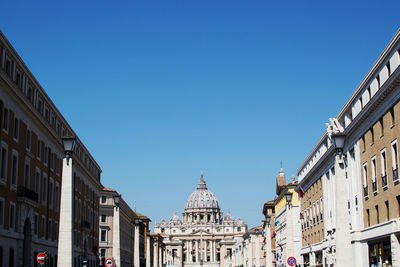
left=364, top=186, right=369, bottom=199
left=17, top=186, right=39, bottom=203
left=382, top=173, right=388, bottom=189
left=393, top=168, right=399, bottom=184
left=372, top=181, right=378, bottom=195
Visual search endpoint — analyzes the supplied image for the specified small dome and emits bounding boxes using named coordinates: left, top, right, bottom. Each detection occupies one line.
left=169, top=211, right=182, bottom=225
left=224, top=211, right=234, bottom=221
left=185, top=173, right=220, bottom=210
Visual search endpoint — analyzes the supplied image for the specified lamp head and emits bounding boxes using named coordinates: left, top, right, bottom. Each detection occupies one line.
left=285, top=192, right=293, bottom=204
left=113, top=194, right=121, bottom=207
left=62, top=135, right=76, bottom=154
left=332, top=133, right=346, bottom=152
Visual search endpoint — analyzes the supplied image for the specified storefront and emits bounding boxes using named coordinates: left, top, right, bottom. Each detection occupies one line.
left=368, top=237, right=392, bottom=267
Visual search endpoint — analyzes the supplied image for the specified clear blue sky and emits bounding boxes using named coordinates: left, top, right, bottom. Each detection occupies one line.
left=1, top=0, right=399, bottom=228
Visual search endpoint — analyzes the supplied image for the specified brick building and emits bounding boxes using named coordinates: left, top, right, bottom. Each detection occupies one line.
left=0, top=30, right=102, bottom=266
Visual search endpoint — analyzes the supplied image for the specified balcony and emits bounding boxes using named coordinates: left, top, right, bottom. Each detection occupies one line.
left=364, top=186, right=369, bottom=199
left=372, top=181, right=378, bottom=195
left=17, top=186, right=39, bottom=203
left=382, top=173, right=388, bottom=190
left=81, top=220, right=91, bottom=230
left=393, top=168, right=399, bottom=185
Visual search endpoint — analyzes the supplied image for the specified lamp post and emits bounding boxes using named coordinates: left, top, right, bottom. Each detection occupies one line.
left=113, top=194, right=122, bottom=267
left=57, top=136, right=76, bottom=267
left=284, top=191, right=294, bottom=266
left=146, top=229, right=151, bottom=267
left=331, top=132, right=352, bottom=266
left=264, top=215, right=272, bottom=267
left=134, top=218, right=141, bottom=267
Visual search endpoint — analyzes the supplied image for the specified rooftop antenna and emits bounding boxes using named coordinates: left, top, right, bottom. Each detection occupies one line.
left=134, top=201, right=136, bottom=212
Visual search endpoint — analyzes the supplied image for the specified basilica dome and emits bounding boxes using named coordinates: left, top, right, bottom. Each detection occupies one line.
left=184, top=174, right=220, bottom=210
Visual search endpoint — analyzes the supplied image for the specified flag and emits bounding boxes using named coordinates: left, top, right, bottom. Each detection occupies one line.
left=299, top=189, right=304, bottom=198
left=275, top=220, right=279, bottom=226
left=262, top=230, right=265, bottom=237
left=300, top=213, right=304, bottom=220
left=261, top=244, right=264, bottom=250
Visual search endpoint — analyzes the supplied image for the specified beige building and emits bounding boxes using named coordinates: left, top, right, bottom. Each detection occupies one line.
left=99, top=187, right=151, bottom=267
left=0, top=30, right=102, bottom=266
left=234, top=226, right=264, bottom=267
left=296, top=29, right=400, bottom=266
left=262, top=201, right=276, bottom=267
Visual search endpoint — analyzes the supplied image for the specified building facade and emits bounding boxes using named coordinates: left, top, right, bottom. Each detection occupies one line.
left=153, top=173, right=247, bottom=267
left=0, top=30, right=102, bottom=266
left=296, top=29, right=400, bottom=266
left=262, top=201, right=276, bottom=267
left=99, top=187, right=151, bottom=267
left=234, top=226, right=264, bottom=267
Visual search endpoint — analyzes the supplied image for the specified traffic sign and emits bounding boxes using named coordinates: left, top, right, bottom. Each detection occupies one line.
left=37, top=252, right=47, bottom=265
left=105, top=258, right=114, bottom=267
left=287, top=256, right=296, bottom=266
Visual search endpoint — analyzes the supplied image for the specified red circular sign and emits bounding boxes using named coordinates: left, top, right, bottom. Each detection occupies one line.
left=105, top=258, right=114, bottom=267
left=287, top=256, right=296, bottom=266
left=37, top=253, right=47, bottom=264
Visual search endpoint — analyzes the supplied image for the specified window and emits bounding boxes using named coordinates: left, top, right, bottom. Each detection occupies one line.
left=55, top=221, right=58, bottom=240
left=0, top=198, right=4, bottom=226
left=390, top=106, right=395, bottom=126
left=49, top=179, right=54, bottom=207
left=392, top=140, right=399, bottom=184
left=50, top=153, right=54, bottom=170
left=363, top=163, right=369, bottom=198
left=367, top=209, right=370, bottom=227
left=372, top=157, right=377, bottom=194
left=9, top=202, right=15, bottom=230
left=34, top=213, right=38, bottom=235
left=370, top=127, right=374, bottom=144
left=101, top=196, right=107, bottom=204
left=41, top=216, right=45, bottom=238
left=362, top=135, right=366, bottom=152
left=37, top=140, right=41, bottom=159
left=2, top=108, right=8, bottom=132
left=100, top=229, right=107, bottom=242
left=385, top=201, right=389, bottom=221
left=26, top=130, right=31, bottom=150
left=15, top=70, right=21, bottom=88
left=379, top=118, right=384, bottom=137
left=0, top=144, right=8, bottom=181
left=35, top=171, right=40, bottom=194
left=55, top=183, right=59, bottom=210
left=100, top=214, right=107, bottom=223
left=42, top=175, right=47, bottom=204
left=381, top=150, right=388, bottom=189
left=44, top=146, right=48, bottom=165
left=13, top=118, right=19, bottom=140
left=5, top=58, right=11, bottom=76
left=24, top=162, right=30, bottom=187
left=48, top=219, right=52, bottom=240
left=11, top=154, right=17, bottom=186
left=376, top=205, right=379, bottom=224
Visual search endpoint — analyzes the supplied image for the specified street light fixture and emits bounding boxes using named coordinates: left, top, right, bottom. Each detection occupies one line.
left=62, top=135, right=76, bottom=165
left=285, top=192, right=293, bottom=205
left=265, top=216, right=271, bottom=226
left=331, top=133, right=346, bottom=154
left=113, top=194, right=121, bottom=207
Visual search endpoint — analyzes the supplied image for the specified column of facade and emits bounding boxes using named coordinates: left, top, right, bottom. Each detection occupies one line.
left=211, top=240, right=215, bottom=262
left=134, top=223, right=140, bottom=267
left=391, top=234, right=400, bottom=267
left=158, top=246, right=162, bottom=267
left=188, top=240, right=192, bottom=263
left=204, top=240, right=207, bottom=262
left=154, top=243, right=159, bottom=267
left=195, top=240, right=199, bottom=262
left=57, top=158, right=74, bottom=267
left=146, top=234, right=151, bottom=267
left=334, top=154, right=352, bottom=266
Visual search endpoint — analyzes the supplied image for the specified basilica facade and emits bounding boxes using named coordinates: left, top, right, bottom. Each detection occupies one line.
left=153, top=174, right=247, bottom=267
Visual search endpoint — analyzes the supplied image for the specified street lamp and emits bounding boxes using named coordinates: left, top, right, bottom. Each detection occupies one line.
left=57, top=135, right=76, bottom=267
left=285, top=192, right=293, bottom=205
left=113, top=194, right=121, bottom=208
left=62, top=135, right=76, bottom=165
left=331, top=133, right=346, bottom=154
left=265, top=216, right=271, bottom=226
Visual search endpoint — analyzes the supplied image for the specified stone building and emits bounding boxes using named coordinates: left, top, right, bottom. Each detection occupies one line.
left=0, top=30, right=102, bottom=266
left=98, top=187, right=151, bottom=267
left=296, top=29, right=400, bottom=266
left=262, top=201, right=276, bottom=267
left=153, top=173, right=247, bottom=267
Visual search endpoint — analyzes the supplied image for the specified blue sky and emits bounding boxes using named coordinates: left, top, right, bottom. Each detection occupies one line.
left=1, top=0, right=399, bottom=228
